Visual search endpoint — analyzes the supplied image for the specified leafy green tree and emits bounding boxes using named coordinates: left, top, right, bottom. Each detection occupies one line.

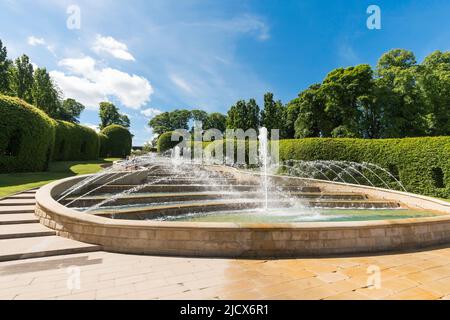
left=56, top=98, right=85, bottom=123
left=293, top=84, right=331, bottom=138
left=226, top=100, right=246, bottom=130
left=376, top=49, right=427, bottom=137
left=168, top=109, right=192, bottom=130
left=261, top=92, right=285, bottom=137
left=191, top=109, right=208, bottom=131
left=321, top=64, right=374, bottom=137
left=284, top=98, right=301, bottom=138
left=418, top=50, right=450, bottom=136
left=246, top=99, right=260, bottom=130
left=148, top=109, right=191, bottom=135
left=148, top=112, right=172, bottom=135
left=99, top=102, right=130, bottom=130
left=32, top=67, right=61, bottom=117
left=0, top=40, right=12, bottom=94
left=226, top=99, right=260, bottom=131
left=206, top=112, right=227, bottom=132
left=9, top=54, right=34, bottom=103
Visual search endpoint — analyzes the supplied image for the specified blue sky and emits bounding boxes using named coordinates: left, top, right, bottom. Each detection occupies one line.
left=1, top=0, right=450, bottom=145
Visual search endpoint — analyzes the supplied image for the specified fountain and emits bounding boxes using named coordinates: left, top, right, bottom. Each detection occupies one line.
left=33, top=134, right=450, bottom=257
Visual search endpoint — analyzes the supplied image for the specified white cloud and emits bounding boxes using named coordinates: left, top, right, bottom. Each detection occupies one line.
left=50, top=56, right=153, bottom=110
left=169, top=74, right=194, bottom=94
left=27, top=36, right=56, bottom=56
left=141, top=107, right=162, bottom=119
left=82, top=123, right=100, bottom=132
left=27, top=36, right=45, bottom=46
left=92, top=35, right=135, bottom=61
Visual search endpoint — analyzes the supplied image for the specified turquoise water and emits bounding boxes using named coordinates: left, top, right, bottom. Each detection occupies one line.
left=156, top=208, right=441, bottom=223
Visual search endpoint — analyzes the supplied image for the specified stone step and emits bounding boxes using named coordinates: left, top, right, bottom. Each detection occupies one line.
left=0, top=205, right=35, bottom=214
left=148, top=178, right=258, bottom=186
left=95, top=201, right=267, bottom=219
left=86, top=184, right=321, bottom=194
left=93, top=199, right=401, bottom=219
left=148, top=173, right=235, bottom=179
left=64, top=192, right=367, bottom=207
left=0, top=236, right=102, bottom=262
left=21, top=190, right=38, bottom=194
left=0, top=223, right=56, bottom=239
left=0, top=213, right=39, bottom=225
left=0, top=199, right=36, bottom=206
left=87, top=184, right=263, bottom=194
left=3, top=194, right=36, bottom=200
left=288, top=192, right=367, bottom=200
left=307, top=200, right=400, bottom=209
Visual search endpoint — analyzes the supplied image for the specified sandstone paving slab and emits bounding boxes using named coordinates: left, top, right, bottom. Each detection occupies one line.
left=2, top=245, right=450, bottom=299
left=0, top=223, right=55, bottom=239
left=0, top=214, right=39, bottom=225
left=0, top=236, right=101, bottom=262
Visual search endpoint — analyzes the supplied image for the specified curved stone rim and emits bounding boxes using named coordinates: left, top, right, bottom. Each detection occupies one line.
left=34, top=171, right=450, bottom=257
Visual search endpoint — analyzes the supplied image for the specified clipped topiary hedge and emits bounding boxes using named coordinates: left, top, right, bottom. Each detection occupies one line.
left=279, top=137, right=450, bottom=198
left=0, top=95, right=55, bottom=173
left=100, top=125, right=132, bottom=158
left=98, top=133, right=109, bottom=158
left=157, top=131, right=182, bottom=154
left=53, top=120, right=100, bottom=161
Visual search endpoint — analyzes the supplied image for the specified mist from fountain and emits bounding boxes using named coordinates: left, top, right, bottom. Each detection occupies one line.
left=56, top=129, right=408, bottom=221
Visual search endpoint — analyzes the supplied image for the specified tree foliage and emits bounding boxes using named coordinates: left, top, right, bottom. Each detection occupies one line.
left=32, top=67, right=61, bottom=118
left=0, top=40, right=11, bottom=94
left=99, top=102, right=130, bottom=130
left=226, top=99, right=260, bottom=131
left=56, top=98, right=85, bottom=123
left=9, top=54, right=34, bottom=103
left=261, top=92, right=285, bottom=137
left=149, top=109, right=227, bottom=136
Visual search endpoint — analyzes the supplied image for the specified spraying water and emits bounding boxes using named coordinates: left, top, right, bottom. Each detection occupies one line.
left=258, top=127, right=269, bottom=210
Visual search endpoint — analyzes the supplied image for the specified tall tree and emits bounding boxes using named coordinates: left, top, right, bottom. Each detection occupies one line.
left=293, top=84, right=330, bottom=138
left=206, top=112, right=227, bottom=132
left=321, top=64, right=374, bottom=137
left=246, top=99, right=260, bottom=130
left=261, top=92, right=285, bottom=137
left=191, top=109, right=208, bottom=131
left=418, top=50, right=450, bottom=136
left=226, top=99, right=260, bottom=131
left=284, top=98, right=301, bottom=139
left=10, top=54, right=34, bottom=103
left=0, top=40, right=12, bottom=94
left=57, top=98, right=85, bottom=123
left=32, top=67, right=61, bottom=117
left=99, top=102, right=130, bottom=129
left=376, top=49, right=427, bottom=137
left=148, top=109, right=191, bottom=136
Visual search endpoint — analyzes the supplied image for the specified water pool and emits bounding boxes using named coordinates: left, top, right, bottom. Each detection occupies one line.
left=154, top=208, right=442, bottom=223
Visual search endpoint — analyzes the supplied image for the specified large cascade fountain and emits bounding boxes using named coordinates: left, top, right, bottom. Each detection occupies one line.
left=32, top=128, right=450, bottom=257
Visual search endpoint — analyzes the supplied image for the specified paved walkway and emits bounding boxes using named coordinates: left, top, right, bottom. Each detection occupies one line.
left=1, top=190, right=450, bottom=300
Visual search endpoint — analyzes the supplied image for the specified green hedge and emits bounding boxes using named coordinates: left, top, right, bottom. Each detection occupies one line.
left=98, top=133, right=109, bottom=158
left=53, top=121, right=99, bottom=161
left=279, top=137, right=450, bottom=198
left=100, top=125, right=132, bottom=158
left=0, top=95, right=55, bottom=173
left=157, top=131, right=182, bottom=153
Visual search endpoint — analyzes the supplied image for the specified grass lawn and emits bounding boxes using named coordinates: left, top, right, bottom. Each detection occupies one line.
left=0, top=158, right=120, bottom=198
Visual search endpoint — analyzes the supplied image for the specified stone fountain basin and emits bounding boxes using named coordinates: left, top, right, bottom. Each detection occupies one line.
left=34, top=169, right=450, bottom=258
